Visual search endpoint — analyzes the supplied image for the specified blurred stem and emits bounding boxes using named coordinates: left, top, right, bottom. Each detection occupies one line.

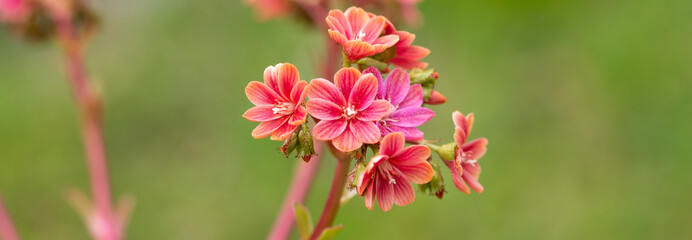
left=267, top=142, right=324, bottom=240
left=267, top=2, right=339, bottom=240
left=51, top=9, right=120, bottom=240
left=309, top=146, right=351, bottom=240
left=0, top=194, right=20, bottom=240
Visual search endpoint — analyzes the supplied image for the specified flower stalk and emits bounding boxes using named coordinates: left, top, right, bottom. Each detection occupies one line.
left=51, top=8, right=120, bottom=240
left=0, top=194, right=20, bottom=240
left=309, top=146, right=351, bottom=240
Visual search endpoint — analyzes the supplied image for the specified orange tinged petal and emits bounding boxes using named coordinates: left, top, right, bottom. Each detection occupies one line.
left=331, top=129, right=362, bottom=152
left=348, top=73, right=378, bottom=111
left=334, top=67, right=361, bottom=98
left=251, top=116, right=289, bottom=139
left=349, top=119, right=380, bottom=144
left=379, top=132, right=405, bottom=156
left=312, top=118, right=347, bottom=141
left=307, top=78, right=346, bottom=106
left=243, top=105, right=282, bottom=122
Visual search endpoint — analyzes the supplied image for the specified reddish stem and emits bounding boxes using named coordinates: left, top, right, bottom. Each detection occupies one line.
left=52, top=11, right=119, bottom=240
left=0, top=194, right=20, bottom=240
left=309, top=148, right=350, bottom=240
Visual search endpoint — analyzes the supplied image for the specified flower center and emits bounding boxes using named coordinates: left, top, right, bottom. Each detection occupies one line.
left=377, top=161, right=399, bottom=185
left=356, top=31, right=366, bottom=40
left=343, top=105, right=357, bottom=119
left=459, top=151, right=477, bottom=166
left=272, top=102, right=295, bottom=115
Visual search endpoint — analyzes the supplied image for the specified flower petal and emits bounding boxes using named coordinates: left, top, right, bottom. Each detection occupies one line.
left=276, top=63, right=299, bottom=100
left=375, top=174, right=394, bottom=211
left=463, top=138, right=488, bottom=160
left=372, top=34, right=400, bottom=48
left=358, top=154, right=388, bottom=195
left=344, top=39, right=376, bottom=61
left=290, top=80, right=308, bottom=104
left=360, top=16, right=387, bottom=43
left=242, top=105, right=282, bottom=122
left=452, top=111, right=473, bottom=133
left=384, top=125, right=424, bottom=141
left=397, top=45, right=430, bottom=60
left=306, top=98, right=343, bottom=121
left=331, top=129, right=362, bottom=152
left=288, top=105, right=307, bottom=126
left=348, top=73, right=378, bottom=111
left=270, top=122, right=299, bottom=141
left=390, top=145, right=431, bottom=166
left=394, top=31, right=415, bottom=47
left=396, top=162, right=433, bottom=184
left=364, top=182, right=375, bottom=210
left=379, top=132, right=405, bottom=156
left=384, top=68, right=411, bottom=106
left=445, top=159, right=471, bottom=194
left=251, top=116, right=289, bottom=139
left=362, top=67, right=385, bottom=99
left=312, top=118, right=348, bottom=141
left=398, top=84, right=423, bottom=109
left=334, top=67, right=361, bottom=99
left=263, top=65, right=280, bottom=94
left=345, top=7, right=370, bottom=35
left=387, top=107, right=435, bottom=127
left=390, top=57, right=428, bottom=70
left=356, top=100, right=390, bottom=121
left=307, top=78, right=346, bottom=106
left=327, top=9, right=353, bottom=39
left=246, top=81, right=280, bottom=106
left=328, top=29, right=348, bottom=46
left=391, top=174, right=415, bottom=207
left=350, top=119, right=380, bottom=144
left=462, top=168, right=484, bottom=193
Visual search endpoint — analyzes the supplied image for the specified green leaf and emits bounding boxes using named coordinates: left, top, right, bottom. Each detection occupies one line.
left=356, top=58, right=388, bottom=71
left=294, top=203, right=313, bottom=240
left=317, top=225, right=344, bottom=240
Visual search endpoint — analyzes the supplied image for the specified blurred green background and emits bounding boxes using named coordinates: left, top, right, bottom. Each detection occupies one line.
left=2, top=0, right=691, bottom=239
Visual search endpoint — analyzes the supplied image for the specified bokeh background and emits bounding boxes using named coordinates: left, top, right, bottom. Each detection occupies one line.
left=2, top=0, right=691, bottom=239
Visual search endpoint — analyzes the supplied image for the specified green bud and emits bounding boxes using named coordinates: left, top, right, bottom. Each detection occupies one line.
left=419, top=162, right=446, bottom=199
left=297, top=123, right=316, bottom=162
left=356, top=58, right=389, bottom=72
left=437, top=142, right=457, bottom=161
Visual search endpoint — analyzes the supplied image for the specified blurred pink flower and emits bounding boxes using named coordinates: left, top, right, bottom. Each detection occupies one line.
left=425, top=90, right=446, bottom=105
left=382, top=27, right=430, bottom=70
left=396, top=0, right=422, bottom=26
left=0, top=0, right=30, bottom=23
left=445, top=111, right=488, bottom=194
left=326, top=7, right=399, bottom=61
left=363, top=67, right=434, bottom=140
left=306, top=67, right=390, bottom=152
left=356, top=132, right=433, bottom=211
left=243, top=63, right=309, bottom=141
left=245, top=0, right=292, bottom=21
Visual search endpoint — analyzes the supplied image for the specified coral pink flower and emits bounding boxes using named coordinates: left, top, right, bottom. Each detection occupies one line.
left=445, top=111, right=488, bottom=194
left=386, top=30, right=430, bottom=70
left=363, top=67, right=434, bottom=140
left=243, top=63, right=308, bottom=141
left=306, top=67, right=390, bottom=152
left=356, top=132, right=433, bottom=211
left=245, top=0, right=292, bottom=21
left=0, top=0, right=30, bottom=23
left=396, top=0, right=423, bottom=26
left=326, top=7, right=399, bottom=61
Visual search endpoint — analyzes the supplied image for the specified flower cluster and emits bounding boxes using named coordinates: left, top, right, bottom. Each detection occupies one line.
left=243, top=5, right=489, bottom=216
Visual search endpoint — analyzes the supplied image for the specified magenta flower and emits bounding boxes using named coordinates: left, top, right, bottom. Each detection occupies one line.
left=243, top=63, right=308, bottom=141
left=0, top=0, right=30, bottom=23
left=326, top=7, right=400, bottom=61
left=445, top=111, right=488, bottom=194
left=306, top=67, right=390, bottom=152
left=356, top=132, right=433, bottom=211
left=363, top=67, right=434, bottom=141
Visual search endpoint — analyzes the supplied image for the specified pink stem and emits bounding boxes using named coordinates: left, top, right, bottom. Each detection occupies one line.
left=309, top=147, right=350, bottom=240
left=0, top=194, right=20, bottom=240
left=52, top=12, right=119, bottom=240
left=266, top=143, right=323, bottom=240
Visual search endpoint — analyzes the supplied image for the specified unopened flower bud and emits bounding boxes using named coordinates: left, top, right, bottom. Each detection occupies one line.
left=297, top=123, right=316, bottom=162
left=278, top=128, right=300, bottom=157
left=435, top=142, right=457, bottom=161
left=424, top=90, right=447, bottom=105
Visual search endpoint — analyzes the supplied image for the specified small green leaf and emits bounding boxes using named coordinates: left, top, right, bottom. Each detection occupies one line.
left=356, top=58, right=388, bottom=71
left=294, top=203, right=313, bottom=240
left=318, top=225, right=344, bottom=240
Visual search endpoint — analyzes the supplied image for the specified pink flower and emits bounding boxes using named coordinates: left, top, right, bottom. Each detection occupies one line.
left=356, top=132, right=433, bottom=211
left=445, top=111, right=488, bottom=194
left=396, top=0, right=423, bottom=26
left=363, top=67, right=434, bottom=141
left=243, top=63, right=308, bottom=141
left=0, top=0, right=31, bottom=23
left=386, top=30, right=430, bottom=70
left=326, top=7, right=400, bottom=61
left=306, top=67, right=390, bottom=152
left=245, top=0, right=292, bottom=21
